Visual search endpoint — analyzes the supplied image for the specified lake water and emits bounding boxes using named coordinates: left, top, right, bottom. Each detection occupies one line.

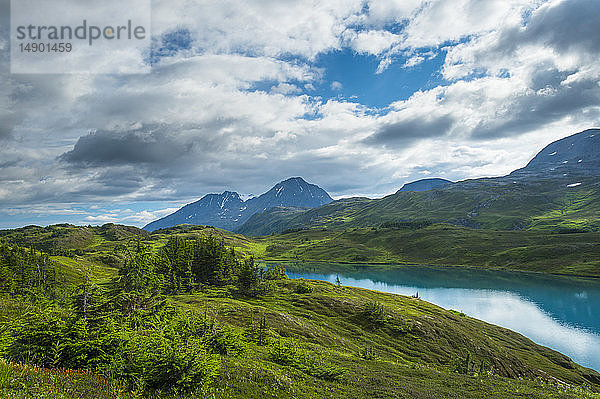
left=276, top=262, right=600, bottom=372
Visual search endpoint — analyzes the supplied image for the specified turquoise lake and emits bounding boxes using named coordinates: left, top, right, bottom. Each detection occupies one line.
left=273, top=262, right=600, bottom=372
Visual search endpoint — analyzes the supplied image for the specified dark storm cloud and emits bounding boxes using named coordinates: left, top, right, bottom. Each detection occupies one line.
left=447, top=0, right=600, bottom=141
left=59, top=124, right=223, bottom=167
left=363, top=115, right=454, bottom=147
left=472, top=72, right=600, bottom=139
left=498, top=0, right=600, bottom=57
left=0, top=159, right=20, bottom=169
left=0, top=116, right=14, bottom=140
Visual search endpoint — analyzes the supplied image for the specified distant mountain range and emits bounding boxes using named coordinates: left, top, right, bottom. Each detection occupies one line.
left=146, top=129, right=600, bottom=235
left=238, top=129, right=600, bottom=235
left=144, top=177, right=332, bottom=232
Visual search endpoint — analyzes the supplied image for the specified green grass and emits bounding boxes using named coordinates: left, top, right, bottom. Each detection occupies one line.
left=50, top=256, right=119, bottom=285
left=2, top=222, right=599, bottom=278
left=2, top=220, right=600, bottom=397
left=257, top=224, right=600, bottom=277
left=1, top=266, right=600, bottom=397
left=170, top=279, right=600, bottom=398
left=0, top=358, right=138, bottom=399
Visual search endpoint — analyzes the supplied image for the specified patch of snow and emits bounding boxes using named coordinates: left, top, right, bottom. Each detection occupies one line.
left=562, top=160, right=568, bottom=164
left=590, top=134, right=595, bottom=138
left=566, top=183, right=582, bottom=188
left=275, top=186, right=284, bottom=196
left=578, top=159, right=583, bottom=163
left=549, top=151, right=557, bottom=156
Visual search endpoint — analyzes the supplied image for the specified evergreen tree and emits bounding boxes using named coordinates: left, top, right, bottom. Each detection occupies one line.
left=237, top=257, right=259, bottom=295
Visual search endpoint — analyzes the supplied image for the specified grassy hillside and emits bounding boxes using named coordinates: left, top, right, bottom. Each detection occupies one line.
left=2, top=280, right=599, bottom=399
left=2, top=222, right=599, bottom=277
left=1, top=224, right=600, bottom=397
left=257, top=224, right=600, bottom=277
left=238, top=198, right=373, bottom=236
left=238, top=176, right=600, bottom=235
left=170, top=278, right=600, bottom=398
left=0, top=223, right=266, bottom=270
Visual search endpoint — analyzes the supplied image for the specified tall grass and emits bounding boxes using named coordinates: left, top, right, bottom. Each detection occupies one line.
left=0, top=358, right=139, bottom=399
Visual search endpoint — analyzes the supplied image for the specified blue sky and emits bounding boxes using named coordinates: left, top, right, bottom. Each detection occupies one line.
left=311, top=48, right=446, bottom=108
left=1, top=0, right=600, bottom=228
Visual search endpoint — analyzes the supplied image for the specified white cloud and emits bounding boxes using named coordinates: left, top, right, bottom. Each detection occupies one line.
left=271, top=83, right=303, bottom=95
left=346, top=29, right=401, bottom=56
left=331, top=81, right=343, bottom=91
left=365, top=0, right=423, bottom=24
left=83, top=207, right=181, bottom=225
left=402, top=0, right=535, bottom=49
left=151, top=0, right=365, bottom=58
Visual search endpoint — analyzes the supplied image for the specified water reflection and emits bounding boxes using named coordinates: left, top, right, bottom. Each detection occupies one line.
left=281, top=264, right=600, bottom=372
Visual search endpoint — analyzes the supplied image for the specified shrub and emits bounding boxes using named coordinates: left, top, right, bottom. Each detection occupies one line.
left=3, top=305, right=68, bottom=367
left=269, top=339, right=345, bottom=382
left=361, top=301, right=387, bottom=325
left=126, top=334, right=219, bottom=394
left=294, top=282, right=313, bottom=294
left=203, top=326, right=247, bottom=357
left=357, top=346, right=378, bottom=360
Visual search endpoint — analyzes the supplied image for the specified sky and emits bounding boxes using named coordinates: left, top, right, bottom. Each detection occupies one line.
left=1, top=0, right=600, bottom=229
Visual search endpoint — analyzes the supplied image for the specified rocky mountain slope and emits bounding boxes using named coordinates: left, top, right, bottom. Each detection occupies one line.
left=511, top=128, right=600, bottom=178
left=143, top=177, right=332, bottom=232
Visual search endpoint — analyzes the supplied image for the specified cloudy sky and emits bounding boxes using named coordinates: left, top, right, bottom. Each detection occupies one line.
left=1, top=0, right=600, bottom=228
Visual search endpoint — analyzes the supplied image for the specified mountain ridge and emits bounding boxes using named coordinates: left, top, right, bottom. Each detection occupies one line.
left=143, top=177, right=332, bottom=232
left=511, top=128, right=600, bottom=178
left=397, top=178, right=452, bottom=193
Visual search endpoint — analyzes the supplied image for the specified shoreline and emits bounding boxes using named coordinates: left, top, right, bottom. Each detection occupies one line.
left=258, top=258, right=600, bottom=280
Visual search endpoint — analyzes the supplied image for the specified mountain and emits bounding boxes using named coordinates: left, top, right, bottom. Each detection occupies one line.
left=397, top=178, right=452, bottom=192
left=238, top=129, right=600, bottom=235
left=144, top=191, right=246, bottom=232
left=511, top=128, right=600, bottom=178
left=143, top=177, right=332, bottom=232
